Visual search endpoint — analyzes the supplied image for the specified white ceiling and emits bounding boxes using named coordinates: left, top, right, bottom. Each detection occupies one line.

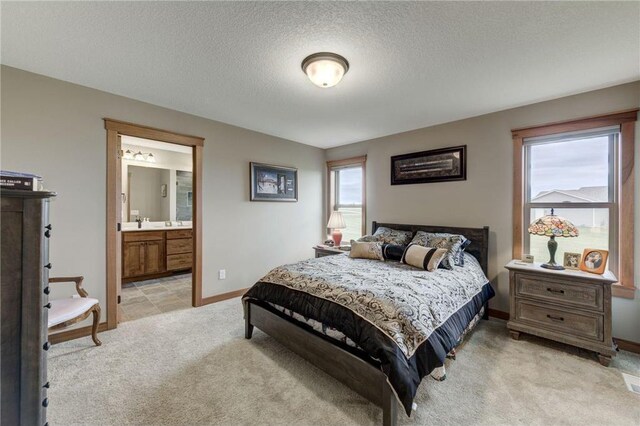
left=2, top=2, right=639, bottom=148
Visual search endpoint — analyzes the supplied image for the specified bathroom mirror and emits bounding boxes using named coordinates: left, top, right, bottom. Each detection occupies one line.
left=126, top=165, right=192, bottom=222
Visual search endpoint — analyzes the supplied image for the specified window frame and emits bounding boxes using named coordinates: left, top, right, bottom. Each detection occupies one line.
left=512, top=109, right=638, bottom=299
left=327, top=156, right=367, bottom=238
left=523, top=129, right=619, bottom=275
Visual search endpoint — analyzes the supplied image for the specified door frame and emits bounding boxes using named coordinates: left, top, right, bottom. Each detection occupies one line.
left=104, top=118, right=204, bottom=330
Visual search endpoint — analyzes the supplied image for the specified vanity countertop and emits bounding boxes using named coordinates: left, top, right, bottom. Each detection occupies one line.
left=122, top=225, right=192, bottom=232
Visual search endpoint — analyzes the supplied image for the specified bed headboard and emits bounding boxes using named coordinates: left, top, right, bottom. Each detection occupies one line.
left=372, top=221, right=489, bottom=275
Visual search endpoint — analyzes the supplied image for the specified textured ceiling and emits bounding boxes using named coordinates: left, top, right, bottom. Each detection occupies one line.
left=2, top=2, right=639, bottom=148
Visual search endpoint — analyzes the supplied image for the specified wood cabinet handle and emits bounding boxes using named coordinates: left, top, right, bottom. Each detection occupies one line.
left=546, top=288, right=564, bottom=294
left=547, top=314, right=564, bottom=321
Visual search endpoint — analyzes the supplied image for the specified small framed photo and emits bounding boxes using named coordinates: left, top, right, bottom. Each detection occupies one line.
left=579, top=248, right=609, bottom=274
left=250, top=162, right=298, bottom=202
left=563, top=252, right=582, bottom=270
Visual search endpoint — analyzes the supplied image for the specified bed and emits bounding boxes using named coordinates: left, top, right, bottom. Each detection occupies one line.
left=242, top=222, right=493, bottom=426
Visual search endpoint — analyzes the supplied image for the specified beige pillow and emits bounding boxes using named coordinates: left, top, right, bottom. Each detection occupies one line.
left=401, top=244, right=447, bottom=271
left=349, top=240, right=384, bottom=261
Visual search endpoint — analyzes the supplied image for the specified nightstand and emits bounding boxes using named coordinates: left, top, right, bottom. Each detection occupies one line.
left=313, top=245, right=346, bottom=258
left=505, top=260, right=617, bottom=366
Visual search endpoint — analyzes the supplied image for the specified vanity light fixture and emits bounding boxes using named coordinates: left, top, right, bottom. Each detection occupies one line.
left=301, top=52, right=349, bottom=88
left=146, top=153, right=156, bottom=163
left=123, top=149, right=134, bottom=160
left=133, top=151, right=145, bottom=161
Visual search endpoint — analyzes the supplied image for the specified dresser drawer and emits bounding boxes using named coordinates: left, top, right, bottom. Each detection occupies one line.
left=166, top=229, right=192, bottom=239
left=515, top=274, right=603, bottom=311
left=167, top=253, right=192, bottom=271
left=516, top=301, right=603, bottom=341
left=166, top=238, right=192, bottom=255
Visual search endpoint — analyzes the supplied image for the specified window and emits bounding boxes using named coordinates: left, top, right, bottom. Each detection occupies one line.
left=524, top=128, right=617, bottom=270
left=512, top=110, right=637, bottom=298
left=327, top=156, right=366, bottom=242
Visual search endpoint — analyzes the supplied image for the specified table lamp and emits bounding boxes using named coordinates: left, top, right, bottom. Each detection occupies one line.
left=528, top=208, right=579, bottom=270
left=327, top=211, right=347, bottom=247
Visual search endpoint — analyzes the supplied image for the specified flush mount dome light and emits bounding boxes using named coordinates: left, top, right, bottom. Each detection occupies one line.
left=301, top=52, right=349, bottom=88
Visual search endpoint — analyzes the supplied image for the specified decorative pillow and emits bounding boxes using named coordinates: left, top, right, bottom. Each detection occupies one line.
left=381, top=244, right=406, bottom=261
left=349, top=240, right=384, bottom=261
left=410, top=231, right=470, bottom=269
left=357, top=227, right=413, bottom=245
left=400, top=244, right=448, bottom=271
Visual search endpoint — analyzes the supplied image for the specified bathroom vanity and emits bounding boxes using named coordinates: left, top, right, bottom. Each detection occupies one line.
left=122, top=227, right=192, bottom=283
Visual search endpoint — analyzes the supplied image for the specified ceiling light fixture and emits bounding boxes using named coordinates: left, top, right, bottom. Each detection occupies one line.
left=301, top=52, right=349, bottom=88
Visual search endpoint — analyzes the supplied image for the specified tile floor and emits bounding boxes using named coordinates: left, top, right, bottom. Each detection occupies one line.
left=118, top=273, right=192, bottom=322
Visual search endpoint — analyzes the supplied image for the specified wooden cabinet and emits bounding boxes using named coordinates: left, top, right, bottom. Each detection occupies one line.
left=1, top=189, right=55, bottom=426
left=505, top=260, right=617, bottom=366
left=122, top=229, right=192, bottom=282
left=143, top=240, right=165, bottom=274
left=166, top=229, right=192, bottom=271
left=122, top=231, right=166, bottom=280
left=123, top=242, right=145, bottom=277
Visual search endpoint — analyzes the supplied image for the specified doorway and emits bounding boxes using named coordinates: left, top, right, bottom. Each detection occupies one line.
left=105, top=119, right=204, bottom=329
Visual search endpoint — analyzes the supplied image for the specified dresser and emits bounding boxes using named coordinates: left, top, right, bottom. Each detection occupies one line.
left=1, top=189, right=56, bottom=425
left=505, top=260, right=617, bottom=366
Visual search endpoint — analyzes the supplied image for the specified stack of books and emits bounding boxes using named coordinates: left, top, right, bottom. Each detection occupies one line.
left=0, top=171, right=43, bottom=191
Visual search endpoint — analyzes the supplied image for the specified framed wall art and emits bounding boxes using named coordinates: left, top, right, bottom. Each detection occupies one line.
left=390, top=145, right=466, bottom=185
left=250, top=162, right=298, bottom=202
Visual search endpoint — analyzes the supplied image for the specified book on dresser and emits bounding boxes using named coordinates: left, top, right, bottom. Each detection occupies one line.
left=0, top=170, right=43, bottom=191
left=1, top=189, right=56, bottom=425
left=505, top=260, right=617, bottom=366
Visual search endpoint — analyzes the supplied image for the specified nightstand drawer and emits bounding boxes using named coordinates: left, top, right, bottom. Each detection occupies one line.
left=516, top=274, right=603, bottom=311
left=516, top=301, right=603, bottom=341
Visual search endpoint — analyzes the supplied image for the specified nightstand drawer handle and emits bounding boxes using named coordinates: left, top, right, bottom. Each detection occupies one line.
left=547, top=314, right=564, bottom=322
left=546, top=288, right=565, bottom=295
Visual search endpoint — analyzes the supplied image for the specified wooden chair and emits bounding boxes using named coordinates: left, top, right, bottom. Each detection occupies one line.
left=47, top=276, right=101, bottom=346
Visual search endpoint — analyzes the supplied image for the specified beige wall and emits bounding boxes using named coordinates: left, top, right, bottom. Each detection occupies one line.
left=2, top=65, right=638, bottom=342
left=326, top=81, right=640, bottom=342
left=1, top=66, right=325, bottom=328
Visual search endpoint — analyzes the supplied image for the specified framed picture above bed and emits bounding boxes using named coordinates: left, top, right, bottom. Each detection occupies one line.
left=390, top=145, right=467, bottom=185
left=250, top=162, right=298, bottom=202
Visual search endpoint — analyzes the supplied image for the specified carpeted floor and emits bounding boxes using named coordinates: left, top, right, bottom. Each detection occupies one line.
left=48, top=298, right=640, bottom=425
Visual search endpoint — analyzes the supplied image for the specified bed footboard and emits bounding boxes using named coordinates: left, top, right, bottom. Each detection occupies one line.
left=243, top=300, right=397, bottom=426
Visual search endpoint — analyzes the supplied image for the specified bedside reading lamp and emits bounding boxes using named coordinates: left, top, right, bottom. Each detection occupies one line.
left=327, top=211, right=347, bottom=247
left=528, top=208, right=579, bottom=270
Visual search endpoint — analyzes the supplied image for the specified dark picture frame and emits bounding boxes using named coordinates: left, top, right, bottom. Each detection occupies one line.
left=250, top=162, right=298, bottom=202
left=390, top=145, right=466, bottom=185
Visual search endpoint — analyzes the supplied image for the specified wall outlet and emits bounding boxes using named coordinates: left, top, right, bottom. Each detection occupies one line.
left=218, top=269, right=226, bottom=280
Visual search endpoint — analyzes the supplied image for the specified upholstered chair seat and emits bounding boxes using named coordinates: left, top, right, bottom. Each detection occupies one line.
left=48, top=297, right=100, bottom=328
left=48, top=276, right=102, bottom=346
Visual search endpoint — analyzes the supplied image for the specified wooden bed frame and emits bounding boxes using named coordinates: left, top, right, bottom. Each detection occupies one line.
left=244, top=222, right=490, bottom=426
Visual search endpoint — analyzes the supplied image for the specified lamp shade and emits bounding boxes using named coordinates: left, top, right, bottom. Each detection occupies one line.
left=327, top=211, right=346, bottom=229
left=528, top=212, right=579, bottom=238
